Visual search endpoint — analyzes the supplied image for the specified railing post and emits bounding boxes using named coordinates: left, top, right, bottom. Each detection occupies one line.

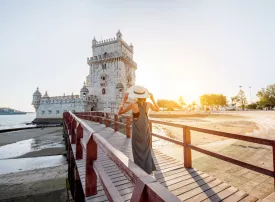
left=183, top=126, right=192, bottom=168
left=76, top=124, right=83, bottom=160
left=85, top=134, right=97, bottom=196
left=90, top=112, right=93, bottom=122
left=126, top=117, right=131, bottom=138
left=74, top=168, right=84, bottom=201
left=105, top=113, right=109, bottom=127
left=70, top=151, right=76, bottom=198
left=273, top=142, right=275, bottom=190
left=96, top=112, right=99, bottom=122
left=114, top=114, right=118, bottom=132
left=71, top=119, right=76, bottom=144
left=149, top=121, right=153, bottom=148
left=99, top=112, right=103, bottom=124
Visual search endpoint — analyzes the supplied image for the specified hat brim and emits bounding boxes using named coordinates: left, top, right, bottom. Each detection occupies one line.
left=127, top=86, right=150, bottom=99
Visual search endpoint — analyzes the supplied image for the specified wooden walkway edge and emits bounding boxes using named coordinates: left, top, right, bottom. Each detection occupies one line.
left=76, top=120, right=259, bottom=202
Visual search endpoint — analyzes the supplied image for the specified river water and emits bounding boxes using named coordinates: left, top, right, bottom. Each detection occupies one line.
left=0, top=113, right=67, bottom=175
left=0, top=113, right=36, bottom=130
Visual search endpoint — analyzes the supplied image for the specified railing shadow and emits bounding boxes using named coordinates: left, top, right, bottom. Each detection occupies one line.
left=151, top=149, right=223, bottom=201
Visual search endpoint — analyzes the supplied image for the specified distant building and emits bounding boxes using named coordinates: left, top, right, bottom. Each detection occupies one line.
left=31, top=31, right=137, bottom=122
left=31, top=83, right=97, bottom=122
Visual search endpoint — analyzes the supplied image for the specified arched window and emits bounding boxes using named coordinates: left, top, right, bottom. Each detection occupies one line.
left=102, top=88, right=106, bottom=94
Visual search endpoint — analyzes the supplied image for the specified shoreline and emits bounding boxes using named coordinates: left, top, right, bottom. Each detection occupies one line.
left=0, top=127, right=68, bottom=201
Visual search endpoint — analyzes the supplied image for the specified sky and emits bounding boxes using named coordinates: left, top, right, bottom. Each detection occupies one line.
left=1, top=0, right=275, bottom=112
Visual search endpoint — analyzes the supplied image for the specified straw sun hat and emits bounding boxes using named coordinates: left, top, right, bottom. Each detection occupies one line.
left=127, top=85, right=150, bottom=99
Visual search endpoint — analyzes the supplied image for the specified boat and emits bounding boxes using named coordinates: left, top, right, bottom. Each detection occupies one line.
left=0, top=107, right=27, bottom=115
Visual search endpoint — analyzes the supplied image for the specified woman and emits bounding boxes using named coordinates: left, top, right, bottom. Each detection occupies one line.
left=118, top=85, right=160, bottom=174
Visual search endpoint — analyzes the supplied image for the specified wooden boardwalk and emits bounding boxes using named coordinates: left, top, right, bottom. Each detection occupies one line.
left=73, top=120, right=259, bottom=202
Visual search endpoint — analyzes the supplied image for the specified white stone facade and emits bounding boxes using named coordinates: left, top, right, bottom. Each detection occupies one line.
left=32, top=30, right=136, bottom=118
left=86, top=30, right=137, bottom=112
left=32, top=84, right=97, bottom=119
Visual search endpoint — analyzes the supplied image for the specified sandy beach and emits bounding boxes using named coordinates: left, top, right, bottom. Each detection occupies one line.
left=151, top=111, right=275, bottom=199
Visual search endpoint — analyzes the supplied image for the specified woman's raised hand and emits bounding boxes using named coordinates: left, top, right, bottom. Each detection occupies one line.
left=123, top=92, right=129, bottom=102
left=148, top=92, right=154, bottom=100
left=118, top=105, right=123, bottom=114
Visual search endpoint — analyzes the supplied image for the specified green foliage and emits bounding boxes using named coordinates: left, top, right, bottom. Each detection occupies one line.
left=246, top=102, right=257, bottom=110
left=257, top=84, right=275, bottom=108
left=231, top=90, right=247, bottom=110
left=200, top=94, right=227, bottom=109
left=157, top=99, right=181, bottom=111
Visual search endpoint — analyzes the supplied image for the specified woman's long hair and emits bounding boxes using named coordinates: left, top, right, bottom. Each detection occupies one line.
left=136, top=98, right=146, bottom=105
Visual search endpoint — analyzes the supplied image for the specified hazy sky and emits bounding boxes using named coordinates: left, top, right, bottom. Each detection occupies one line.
left=1, top=0, right=275, bottom=111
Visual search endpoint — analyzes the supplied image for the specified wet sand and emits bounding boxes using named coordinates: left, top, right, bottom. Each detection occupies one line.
left=0, top=127, right=66, bottom=158
left=0, top=127, right=68, bottom=201
left=0, top=165, right=67, bottom=202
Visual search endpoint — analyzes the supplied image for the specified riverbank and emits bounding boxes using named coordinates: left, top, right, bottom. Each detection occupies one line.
left=0, top=127, right=68, bottom=201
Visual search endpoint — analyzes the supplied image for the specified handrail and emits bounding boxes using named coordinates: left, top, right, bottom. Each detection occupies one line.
left=64, top=111, right=181, bottom=201
left=72, top=111, right=275, bottom=191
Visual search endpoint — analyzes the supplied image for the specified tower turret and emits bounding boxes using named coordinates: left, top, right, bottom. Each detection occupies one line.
left=92, top=37, right=97, bottom=46
left=32, top=87, right=42, bottom=111
left=80, top=82, right=89, bottom=99
left=116, top=30, right=122, bottom=40
left=43, top=91, right=50, bottom=98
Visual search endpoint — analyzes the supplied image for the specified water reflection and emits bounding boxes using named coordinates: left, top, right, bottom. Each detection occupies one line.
left=0, top=155, right=66, bottom=175
left=0, top=138, right=64, bottom=159
left=0, top=139, right=33, bottom=159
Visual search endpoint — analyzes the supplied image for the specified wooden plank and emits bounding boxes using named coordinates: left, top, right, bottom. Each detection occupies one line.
left=122, top=192, right=132, bottom=201
left=110, top=173, right=125, bottom=180
left=116, top=182, right=134, bottom=191
left=157, top=169, right=197, bottom=183
left=171, top=176, right=216, bottom=196
left=118, top=187, right=134, bottom=196
left=178, top=179, right=224, bottom=201
left=184, top=181, right=231, bottom=202
left=154, top=165, right=185, bottom=175
left=166, top=173, right=210, bottom=191
left=86, top=195, right=108, bottom=202
left=155, top=168, right=195, bottom=179
left=113, top=179, right=131, bottom=187
left=222, top=190, right=248, bottom=202
left=156, top=162, right=183, bottom=170
left=111, top=176, right=127, bottom=183
left=262, top=192, right=275, bottom=202
left=203, top=186, right=239, bottom=202
left=94, top=160, right=124, bottom=202
left=239, top=195, right=259, bottom=202
left=161, top=171, right=204, bottom=187
left=107, top=170, right=122, bottom=176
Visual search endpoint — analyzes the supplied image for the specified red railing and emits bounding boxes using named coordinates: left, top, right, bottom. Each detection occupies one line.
left=64, top=111, right=182, bottom=202
left=71, top=111, right=275, bottom=191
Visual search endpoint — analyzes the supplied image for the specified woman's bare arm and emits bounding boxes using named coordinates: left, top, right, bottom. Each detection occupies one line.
left=118, top=103, right=133, bottom=114
left=118, top=92, right=133, bottom=114
left=148, top=92, right=160, bottom=111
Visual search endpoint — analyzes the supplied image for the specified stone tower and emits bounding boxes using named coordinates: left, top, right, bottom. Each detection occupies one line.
left=32, top=87, right=42, bottom=111
left=86, top=30, right=137, bottom=112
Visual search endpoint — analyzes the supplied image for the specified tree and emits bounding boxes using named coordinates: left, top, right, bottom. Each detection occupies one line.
left=246, top=102, right=257, bottom=110
left=257, top=84, right=275, bottom=109
left=232, top=89, right=247, bottom=110
left=200, top=94, right=227, bottom=110
left=157, top=99, right=181, bottom=111
left=178, top=96, right=186, bottom=107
